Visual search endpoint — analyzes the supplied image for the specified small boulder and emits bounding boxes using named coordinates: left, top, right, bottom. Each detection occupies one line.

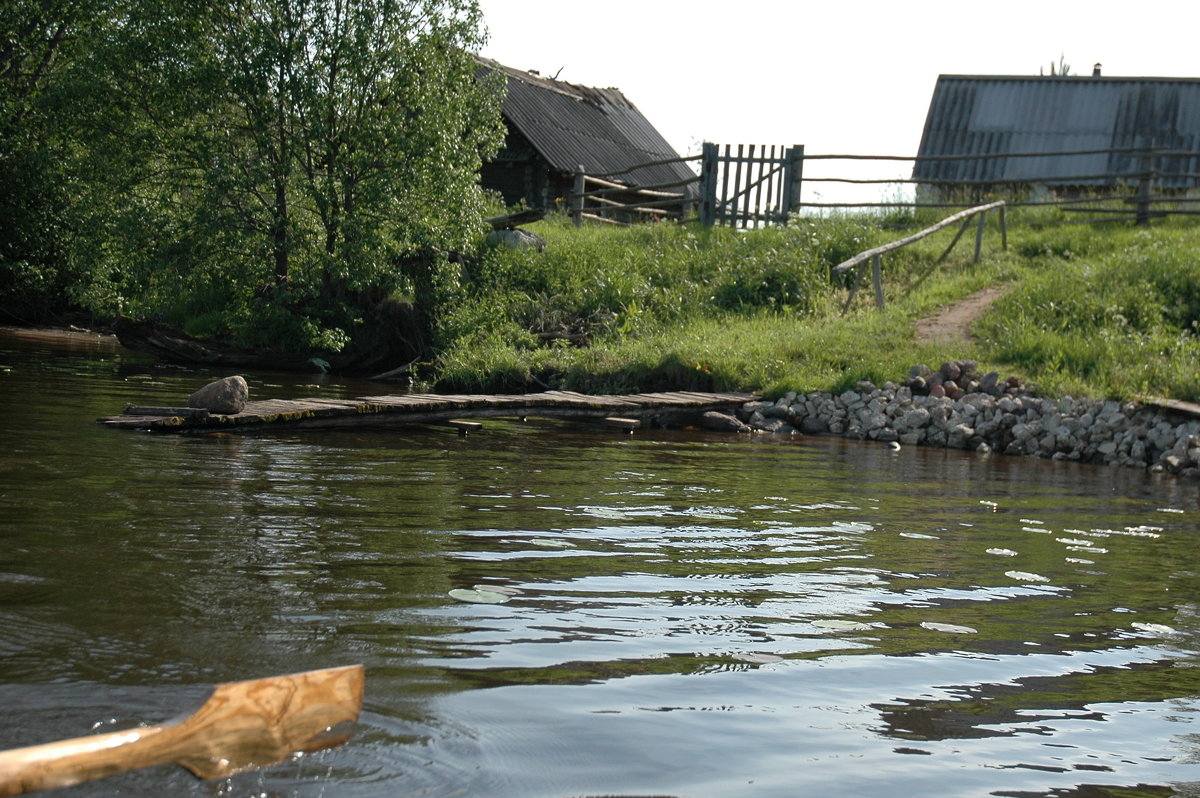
left=939, top=361, right=961, bottom=381
left=188, top=376, right=249, bottom=415
left=800, top=416, right=830, bottom=434
left=909, top=363, right=933, bottom=379
left=485, top=228, right=545, bottom=251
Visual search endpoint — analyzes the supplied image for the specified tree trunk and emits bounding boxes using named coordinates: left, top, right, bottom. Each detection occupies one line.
left=272, top=175, right=289, bottom=282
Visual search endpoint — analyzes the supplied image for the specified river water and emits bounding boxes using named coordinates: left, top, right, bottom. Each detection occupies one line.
left=1, top=328, right=1199, bottom=798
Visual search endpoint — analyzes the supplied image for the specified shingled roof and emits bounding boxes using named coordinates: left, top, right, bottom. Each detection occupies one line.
left=914, top=74, right=1200, bottom=189
left=479, top=57, right=697, bottom=194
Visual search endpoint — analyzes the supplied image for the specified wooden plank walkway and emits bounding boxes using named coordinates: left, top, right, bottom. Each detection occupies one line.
left=97, top=390, right=757, bottom=435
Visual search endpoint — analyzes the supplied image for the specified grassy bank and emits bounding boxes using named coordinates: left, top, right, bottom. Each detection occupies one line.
left=427, top=211, right=1199, bottom=403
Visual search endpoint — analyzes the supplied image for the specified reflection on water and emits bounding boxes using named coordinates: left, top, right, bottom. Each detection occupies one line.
left=1, top=329, right=1199, bottom=797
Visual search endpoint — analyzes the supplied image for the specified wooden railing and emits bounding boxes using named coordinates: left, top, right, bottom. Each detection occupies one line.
left=832, top=201, right=1007, bottom=314
left=567, top=145, right=1200, bottom=229
left=570, top=167, right=698, bottom=227
left=568, top=143, right=804, bottom=229
left=796, top=147, right=1200, bottom=226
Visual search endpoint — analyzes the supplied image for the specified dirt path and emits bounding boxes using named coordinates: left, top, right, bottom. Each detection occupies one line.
left=914, top=285, right=1009, bottom=345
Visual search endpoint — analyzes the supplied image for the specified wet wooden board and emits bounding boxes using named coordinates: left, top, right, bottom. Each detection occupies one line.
left=98, top=390, right=757, bottom=435
left=1141, top=396, right=1200, bottom=419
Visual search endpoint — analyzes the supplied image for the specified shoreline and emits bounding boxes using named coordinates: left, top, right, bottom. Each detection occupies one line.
left=7, top=324, right=1199, bottom=478
left=0, top=324, right=117, bottom=343
left=736, top=381, right=1200, bottom=480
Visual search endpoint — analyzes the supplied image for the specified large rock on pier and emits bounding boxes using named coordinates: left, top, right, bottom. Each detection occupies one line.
left=188, top=376, right=249, bottom=415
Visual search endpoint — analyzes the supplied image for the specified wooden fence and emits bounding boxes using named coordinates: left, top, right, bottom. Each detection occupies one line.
left=698, top=143, right=804, bottom=228
left=795, top=147, right=1200, bottom=225
left=569, top=145, right=1200, bottom=228
left=570, top=165, right=699, bottom=226
left=569, top=143, right=804, bottom=229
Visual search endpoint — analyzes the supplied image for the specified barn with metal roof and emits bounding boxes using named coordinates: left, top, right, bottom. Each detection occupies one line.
left=913, top=74, right=1200, bottom=194
left=478, top=57, right=698, bottom=212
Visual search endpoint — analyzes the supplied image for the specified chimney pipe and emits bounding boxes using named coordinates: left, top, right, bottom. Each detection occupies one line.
left=1093, top=63, right=1102, bottom=77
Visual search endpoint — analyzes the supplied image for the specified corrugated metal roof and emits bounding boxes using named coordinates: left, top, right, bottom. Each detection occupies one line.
left=478, top=57, right=698, bottom=195
left=914, top=75, right=1200, bottom=188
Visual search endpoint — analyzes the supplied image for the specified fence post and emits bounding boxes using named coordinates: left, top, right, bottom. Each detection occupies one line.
left=780, top=144, right=804, bottom=224
left=1135, top=149, right=1154, bottom=227
left=572, top=166, right=585, bottom=228
left=699, top=142, right=717, bottom=227
left=999, top=204, right=1007, bottom=250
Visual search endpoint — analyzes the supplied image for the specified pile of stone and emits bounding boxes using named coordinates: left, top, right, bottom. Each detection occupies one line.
left=903, top=359, right=1030, bottom=400
left=728, top=364, right=1200, bottom=479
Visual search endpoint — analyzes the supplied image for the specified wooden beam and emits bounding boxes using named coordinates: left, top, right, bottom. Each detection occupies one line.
left=1140, top=396, right=1200, bottom=418
left=832, top=200, right=1006, bottom=275
left=443, top=419, right=483, bottom=436
left=123, top=405, right=210, bottom=419
left=589, top=152, right=702, bottom=179
left=871, top=254, right=885, bottom=310
left=973, top=209, right=987, bottom=263
left=98, top=391, right=758, bottom=435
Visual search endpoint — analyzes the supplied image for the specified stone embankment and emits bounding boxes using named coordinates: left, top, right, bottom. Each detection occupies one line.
left=730, top=359, right=1200, bottom=479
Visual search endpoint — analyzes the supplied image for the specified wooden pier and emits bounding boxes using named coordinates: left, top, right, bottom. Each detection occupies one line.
left=98, top=390, right=757, bottom=435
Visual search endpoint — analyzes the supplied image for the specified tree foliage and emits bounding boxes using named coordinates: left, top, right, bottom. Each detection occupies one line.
left=0, top=0, right=104, bottom=321
left=1, top=0, right=504, bottom=353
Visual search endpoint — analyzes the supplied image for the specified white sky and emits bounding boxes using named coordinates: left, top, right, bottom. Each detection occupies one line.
left=477, top=0, right=1198, bottom=203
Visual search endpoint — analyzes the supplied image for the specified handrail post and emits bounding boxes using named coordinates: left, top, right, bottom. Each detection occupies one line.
left=871, top=254, right=884, bottom=310
left=572, top=166, right=585, bottom=228
left=842, top=260, right=868, bottom=316
left=973, top=209, right=987, bottom=263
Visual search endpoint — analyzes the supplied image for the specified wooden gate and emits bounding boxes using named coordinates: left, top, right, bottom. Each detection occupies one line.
left=699, top=143, right=804, bottom=228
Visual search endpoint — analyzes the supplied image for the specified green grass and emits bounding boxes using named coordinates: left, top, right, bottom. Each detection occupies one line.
left=974, top=225, right=1200, bottom=400
left=428, top=210, right=1200, bottom=403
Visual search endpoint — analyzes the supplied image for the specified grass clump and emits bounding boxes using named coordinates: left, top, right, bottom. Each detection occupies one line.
left=974, top=225, right=1200, bottom=400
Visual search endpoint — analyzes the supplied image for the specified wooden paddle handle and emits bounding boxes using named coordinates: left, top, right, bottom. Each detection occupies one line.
left=0, top=723, right=178, bottom=796
left=0, top=665, right=364, bottom=796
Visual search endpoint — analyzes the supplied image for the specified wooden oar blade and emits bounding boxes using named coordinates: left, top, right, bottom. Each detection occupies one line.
left=174, top=664, right=365, bottom=779
left=0, top=665, right=365, bottom=796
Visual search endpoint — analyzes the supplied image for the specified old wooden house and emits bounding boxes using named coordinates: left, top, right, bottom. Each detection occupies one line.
left=478, top=57, right=698, bottom=214
left=913, top=72, right=1200, bottom=198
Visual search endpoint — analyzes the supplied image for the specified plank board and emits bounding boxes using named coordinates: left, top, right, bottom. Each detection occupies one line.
left=97, top=390, right=757, bottom=435
left=1141, top=396, right=1200, bottom=418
